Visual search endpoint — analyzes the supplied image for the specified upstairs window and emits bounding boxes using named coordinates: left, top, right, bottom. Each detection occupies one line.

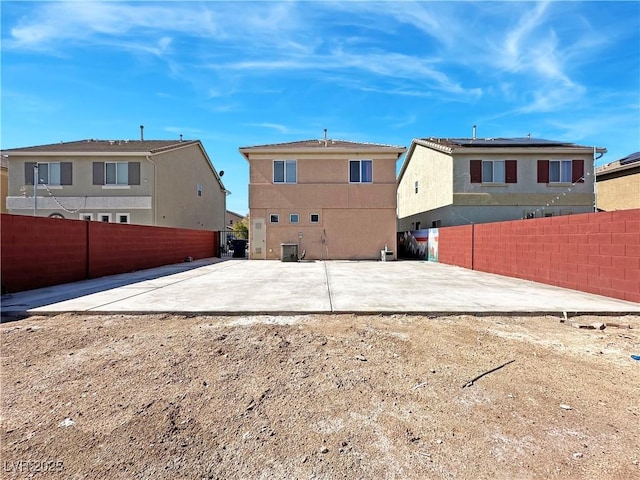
left=470, top=160, right=517, bottom=183
left=537, top=160, right=584, bottom=184
left=93, top=162, right=140, bottom=186
left=274, top=160, right=297, bottom=183
left=25, top=162, right=72, bottom=185
left=349, top=159, right=372, bottom=183
left=106, top=162, right=128, bottom=185
left=414, top=180, right=419, bottom=194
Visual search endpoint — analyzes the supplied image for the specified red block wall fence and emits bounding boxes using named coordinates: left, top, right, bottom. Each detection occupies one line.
left=1, top=214, right=218, bottom=293
left=437, top=209, right=640, bottom=304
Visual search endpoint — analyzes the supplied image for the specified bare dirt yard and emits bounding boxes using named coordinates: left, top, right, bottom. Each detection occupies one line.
left=1, top=313, right=639, bottom=479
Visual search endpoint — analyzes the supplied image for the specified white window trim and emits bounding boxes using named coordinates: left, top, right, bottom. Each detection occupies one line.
left=349, top=159, right=373, bottom=184
left=79, top=213, right=93, bottom=221
left=549, top=159, right=572, bottom=184
left=98, top=213, right=112, bottom=223
left=269, top=213, right=279, bottom=223
left=117, top=213, right=131, bottom=224
left=289, top=213, right=299, bottom=224
left=36, top=162, right=61, bottom=185
left=105, top=161, right=129, bottom=186
left=481, top=160, right=506, bottom=184
left=36, top=185, right=63, bottom=190
left=101, top=185, right=131, bottom=190
left=310, top=213, right=320, bottom=223
left=273, top=159, right=297, bottom=184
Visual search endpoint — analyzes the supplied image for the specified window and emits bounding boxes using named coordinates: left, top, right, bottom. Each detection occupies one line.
left=25, top=162, right=72, bottom=185
left=197, top=183, right=203, bottom=197
left=117, top=213, right=130, bottom=224
left=349, top=160, right=372, bottom=183
left=549, top=160, right=572, bottom=183
left=105, top=162, right=128, bottom=185
left=99, top=213, right=111, bottom=223
left=37, top=162, right=60, bottom=185
left=415, top=222, right=421, bottom=230
left=431, top=220, right=441, bottom=228
left=274, top=160, right=297, bottom=183
left=537, top=160, right=584, bottom=184
left=79, top=213, right=93, bottom=221
left=270, top=214, right=279, bottom=223
left=93, top=162, right=140, bottom=186
left=482, top=160, right=505, bottom=183
left=470, top=160, right=517, bottom=183
left=290, top=214, right=299, bottom=224
left=310, top=213, right=320, bottom=223
left=414, top=180, right=419, bottom=194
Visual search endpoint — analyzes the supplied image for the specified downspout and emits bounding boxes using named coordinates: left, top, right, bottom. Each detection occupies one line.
left=146, top=155, right=158, bottom=225
left=593, top=147, right=605, bottom=213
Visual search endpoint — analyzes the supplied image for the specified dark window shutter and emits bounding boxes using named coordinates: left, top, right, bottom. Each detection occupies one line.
left=24, top=162, right=35, bottom=185
left=572, top=159, right=584, bottom=183
left=505, top=160, right=517, bottom=183
left=93, top=162, right=104, bottom=185
left=60, top=162, right=73, bottom=185
left=537, top=160, right=549, bottom=183
left=470, top=160, right=482, bottom=183
left=128, top=162, right=140, bottom=185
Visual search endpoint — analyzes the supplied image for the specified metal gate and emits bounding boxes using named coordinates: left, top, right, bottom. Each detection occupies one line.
left=218, top=231, right=248, bottom=258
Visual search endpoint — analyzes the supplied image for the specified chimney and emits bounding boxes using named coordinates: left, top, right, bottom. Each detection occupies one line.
left=324, top=128, right=328, bottom=147
left=472, top=125, right=477, bottom=140
left=140, top=125, right=144, bottom=141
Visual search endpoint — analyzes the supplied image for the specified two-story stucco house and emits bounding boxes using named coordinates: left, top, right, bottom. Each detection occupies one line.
left=239, top=137, right=406, bottom=260
left=3, top=139, right=227, bottom=230
left=397, top=136, right=606, bottom=229
left=595, top=152, right=640, bottom=212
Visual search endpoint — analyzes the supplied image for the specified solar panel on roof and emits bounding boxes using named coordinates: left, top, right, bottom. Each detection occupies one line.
left=619, top=152, right=640, bottom=165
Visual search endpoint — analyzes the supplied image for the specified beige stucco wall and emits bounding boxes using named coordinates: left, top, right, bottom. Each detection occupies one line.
left=1, top=167, right=8, bottom=214
left=397, top=146, right=453, bottom=219
left=247, top=150, right=400, bottom=260
left=153, top=144, right=226, bottom=231
left=596, top=171, right=640, bottom=211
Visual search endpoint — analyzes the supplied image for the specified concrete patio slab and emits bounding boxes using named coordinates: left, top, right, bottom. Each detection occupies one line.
left=1, top=258, right=638, bottom=318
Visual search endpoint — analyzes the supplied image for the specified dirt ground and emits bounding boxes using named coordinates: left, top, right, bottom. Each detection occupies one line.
left=1, top=313, right=639, bottom=479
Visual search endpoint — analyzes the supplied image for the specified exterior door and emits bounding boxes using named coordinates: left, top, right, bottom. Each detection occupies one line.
left=250, top=217, right=266, bottom=259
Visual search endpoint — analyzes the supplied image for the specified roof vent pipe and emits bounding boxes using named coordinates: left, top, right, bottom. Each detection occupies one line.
left=472, top=125, right=476, bottom=139
left=140, top=125, right=144, bottom=141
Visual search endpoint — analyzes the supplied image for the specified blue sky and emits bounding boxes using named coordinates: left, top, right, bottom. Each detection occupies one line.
left=2, top=1, right=639, bottom=215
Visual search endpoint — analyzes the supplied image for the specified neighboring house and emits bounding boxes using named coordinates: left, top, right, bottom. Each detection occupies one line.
left=397, top=137, right=605, bottom=230
left=226, top=210, right=245, bottom=230
left=3, top=139, right=227, bottom=230
left=596, top=152, right=640, bottom=211
left=1, top=155, right=7, bottom=214
left=239, top=137, right=406, bottom=260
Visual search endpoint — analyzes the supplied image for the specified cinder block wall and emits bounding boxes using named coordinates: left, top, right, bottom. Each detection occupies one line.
left=1, top=214, right=217, bottom=293
left=438, top=209, right=640, bottom=303
left=437, top=225, right=473, bottom=269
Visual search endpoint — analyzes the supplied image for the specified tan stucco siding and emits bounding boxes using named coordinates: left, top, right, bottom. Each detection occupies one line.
left=397, top=146, right=453, bottom=219
left=596, top=173, right=640, bottom=211
left=1, top=168, right=8, bottom=213
left=250, top=183, right=396, bottom=210
left=452, top=192, right=594, bottom=206
left=153, top=144, right=226, bottom=231
left=252, top=207, right=396, bottom=260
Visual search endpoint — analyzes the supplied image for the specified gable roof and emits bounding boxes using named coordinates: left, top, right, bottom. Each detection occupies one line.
left=398, top=136, right=607, bottom=183
left=1, top=139, right=199, bottom=155
left=239, top=138, right=406, bottom=160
